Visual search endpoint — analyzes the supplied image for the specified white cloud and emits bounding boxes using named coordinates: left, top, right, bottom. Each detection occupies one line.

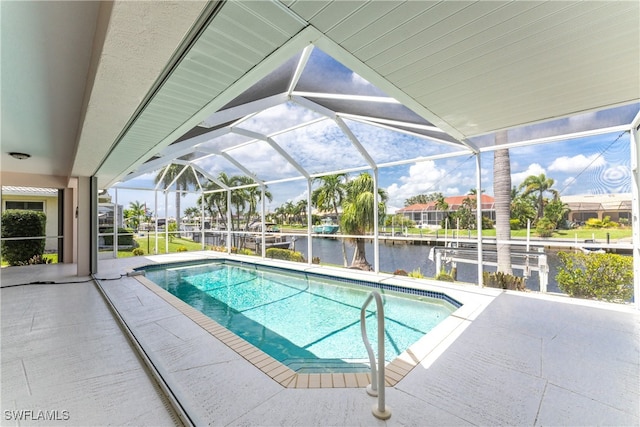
left=386, top=161, right=474, bottom=210
left=350, top=72, right=369, bottom=86
left=511, top=163, right=546, bottom=187
left=548, top=153, right=606, bottom=173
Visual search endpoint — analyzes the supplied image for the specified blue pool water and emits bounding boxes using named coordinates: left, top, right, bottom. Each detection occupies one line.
left=143, top=260, right=459, bottom=373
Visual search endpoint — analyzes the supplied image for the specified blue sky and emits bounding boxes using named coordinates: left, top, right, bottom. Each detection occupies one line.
left=110, top=129, right=632, bottom=218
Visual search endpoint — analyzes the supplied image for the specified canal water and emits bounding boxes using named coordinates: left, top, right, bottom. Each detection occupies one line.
left=290, top=236, right=563, bottom=293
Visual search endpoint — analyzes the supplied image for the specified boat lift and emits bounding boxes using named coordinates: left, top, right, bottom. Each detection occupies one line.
left=432, top=243, right=549, bottom=292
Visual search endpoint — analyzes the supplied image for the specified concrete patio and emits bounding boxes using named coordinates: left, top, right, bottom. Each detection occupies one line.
left=2, top=254, right=638, bottom=426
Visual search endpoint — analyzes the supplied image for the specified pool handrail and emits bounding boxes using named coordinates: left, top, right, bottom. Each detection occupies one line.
left=360, top=291, right=391, bottom=420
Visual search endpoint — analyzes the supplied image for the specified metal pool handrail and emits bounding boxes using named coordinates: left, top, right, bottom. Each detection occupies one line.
left=360, top=291, right=392, bottom=420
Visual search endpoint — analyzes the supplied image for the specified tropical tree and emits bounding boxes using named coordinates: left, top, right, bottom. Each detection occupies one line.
left=510, top=186, right=537, bottom=228
left=311, top=173, right=347, bottom=218
left=282, top=201, right=296, bottom=224
left=183, top=206, right=200, bottom=222
left=340, top=172, right=388, bottom=270
left=312, top=173, right=348, bottom=265
left=404, top=192, right=444, bottom=206
left=519, top=173, right=559, bottom=220
left=124, top=200, right=146, bottom=231
left=543, top=198, right=571, bottom=229
left=493, top=142, right=512, bottom=274
left=241, top=180, right=272, bottom=228
left=295, top=199, right=308, bottom=224
left=155, top=163, right=200, bottom=232
left=198, top=173, right=233, bottom=230
left=433, top=194, right=449, bottom=227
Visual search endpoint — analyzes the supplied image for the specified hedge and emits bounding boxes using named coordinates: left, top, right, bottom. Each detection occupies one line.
left=265, top=248, right=305, bottom=262
left=101, top=228, right=135, bottom=246
left=556, top=252, right=633, bottom=302
left=1, top=210, right=47, bottom=266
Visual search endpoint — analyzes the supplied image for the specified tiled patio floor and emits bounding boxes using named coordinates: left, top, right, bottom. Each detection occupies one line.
left=2, top=253, right=638, bottom=426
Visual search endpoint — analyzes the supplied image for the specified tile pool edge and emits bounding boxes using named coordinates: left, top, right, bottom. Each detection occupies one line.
left=131, top=256, right=497, bottom=389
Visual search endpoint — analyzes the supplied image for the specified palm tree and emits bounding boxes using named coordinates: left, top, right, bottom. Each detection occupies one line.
left=126, top=200, right=146, bottom=231
left=154, top=163, right=200, bottom=232
left=494, top=142, right=512, bottom=274
left=295, top=199, right=308, bottom=224
left=241, top=180, right=272, bottom=228
left=519, top=173, right=559, bottom=220
left=340, top=172, right=387, bottom=271
left=199, top=173, right=232, bottom=230
left=312, top=173, right=348, bottom=265
left=183, top=206, right=200, bottom=225
left=282, top=201, right=296, bottom=224
left=434, top=194, right=449, bottom=227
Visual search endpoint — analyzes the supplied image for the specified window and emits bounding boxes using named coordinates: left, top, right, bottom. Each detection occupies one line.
left=5, top=201, right=44, bottom=211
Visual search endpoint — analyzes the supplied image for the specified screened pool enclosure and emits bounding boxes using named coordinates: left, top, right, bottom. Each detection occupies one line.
left=103, top=43, right=639, bottom=302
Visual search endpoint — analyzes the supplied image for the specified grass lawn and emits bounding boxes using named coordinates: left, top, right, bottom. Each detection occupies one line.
left=114, top=235, right=206, bottom=258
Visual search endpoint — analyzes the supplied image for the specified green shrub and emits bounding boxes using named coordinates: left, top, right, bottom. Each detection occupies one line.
left=483, top=271, right=526, bottom=291
left=535, top=217, right=555, bottom=237
left=435, top=272, right=454, bottom=282
left=16, top=254, right=53, bottom=266
left=265, top=248, right=305, bottom=262
left=556, top=252, right=633, bottom=302
left=132, top=248, right=144, bottom=256
left=585, top=216, right=618, bottom=229
left=1, top=210, right=46, bottom=266
left=509, top=219, right=521, bottom=230
left=167, top=223, right=178, bottom=242
left=176, top=246, right=188, bottom=252
left=101, top=228, right=135, bottom=246
left=408, top=268, right=424, bottom=278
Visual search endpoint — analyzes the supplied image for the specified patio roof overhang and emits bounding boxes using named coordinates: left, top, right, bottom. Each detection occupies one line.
left=105, top=1, right=640, bottom=193
left=1, top=1, right=638, bottom=191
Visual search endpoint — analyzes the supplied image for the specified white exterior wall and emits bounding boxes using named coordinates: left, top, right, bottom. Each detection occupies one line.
left=2, top=193, right=59, bottom=252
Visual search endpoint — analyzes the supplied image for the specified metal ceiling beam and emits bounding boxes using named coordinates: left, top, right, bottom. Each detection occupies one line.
left=200, top=94, right=289, bottom=128
left=189, top=163, right=229, bottom=190
left=288, top=45, right=314, bottom=95
left=335, top=116, right=376, bottom=170
left=220, top=152, right=262, bottom=185
left=339, top=114, right=467, bottom=150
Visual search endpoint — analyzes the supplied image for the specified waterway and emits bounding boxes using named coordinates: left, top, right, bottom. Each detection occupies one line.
left=290, top=236, right=563, bottom=293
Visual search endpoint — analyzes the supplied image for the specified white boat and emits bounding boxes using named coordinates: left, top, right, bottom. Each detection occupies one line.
left=312, top=218, right=339, bottom=234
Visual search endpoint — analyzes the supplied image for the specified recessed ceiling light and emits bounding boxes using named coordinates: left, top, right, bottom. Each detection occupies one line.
left=8, top=152, right=30, bottom=160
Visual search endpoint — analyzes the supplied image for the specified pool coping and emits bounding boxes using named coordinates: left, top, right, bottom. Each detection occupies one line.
left=131, top=253, right=500, bottom=389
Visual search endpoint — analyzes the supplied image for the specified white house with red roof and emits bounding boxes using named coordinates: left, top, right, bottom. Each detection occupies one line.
left=396, top=194, right=496, bottom=228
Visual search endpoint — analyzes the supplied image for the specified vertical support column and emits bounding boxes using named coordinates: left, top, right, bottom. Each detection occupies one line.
left=201, top=190, right=206, bottom=250
left=164, top=191, right=169, bottom=254
left=261, top=186, right=266, bottom=258
left=62, top=186, right=74, bottom=263
left=113, top=188, right=118, bottom=258
left=475, top=153, right=484, bottom=286
left=57, top=189, right=64, bottom=262
left=76, top=176, right=98, bottom=276
left=630, top=123, right=640, bottom=309
left=226, top=190, right=232, bottom=254
left=154, top=190, right=159, bottom=255
left=307, top=179, right=313, bottom=265
left=373, top=168, right=380, bottom=274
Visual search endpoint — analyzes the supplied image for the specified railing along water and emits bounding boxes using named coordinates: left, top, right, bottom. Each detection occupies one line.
left=360, top=291, right=391, bottom=420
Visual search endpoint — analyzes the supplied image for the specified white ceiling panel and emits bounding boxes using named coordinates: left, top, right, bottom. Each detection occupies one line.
left=96, top=1, right=306, bottom=184
left=4, top=0, right=638, bottom=190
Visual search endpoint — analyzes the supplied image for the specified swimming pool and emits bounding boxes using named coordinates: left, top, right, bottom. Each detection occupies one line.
left=142, top=260, right=460, bottom=373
